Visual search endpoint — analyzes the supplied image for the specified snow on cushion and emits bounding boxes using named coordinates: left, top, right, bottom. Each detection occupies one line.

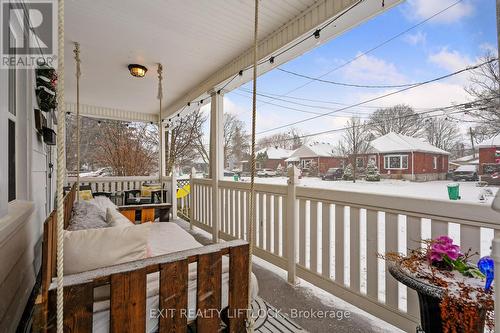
left=91, top=196, right=118, bottom=214
left=106, top=207, right=133, bottom=227
left=63, top=223, right=151, bottom=275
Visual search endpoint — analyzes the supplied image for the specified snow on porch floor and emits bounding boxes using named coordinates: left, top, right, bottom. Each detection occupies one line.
left=173, top=218, right=403, bottom=333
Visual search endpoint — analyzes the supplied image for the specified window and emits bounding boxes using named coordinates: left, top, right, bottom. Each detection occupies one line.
left=356, top=157, right=364, bottom=168
left=7, top=12, right=16, bottom=202
left=384, top=154, right=408, bottom=170
left=8, top=120, right=16, bottom=202
left=301, top=159, right=312, bottom=169
left=433, top=156, right=438, bottom=170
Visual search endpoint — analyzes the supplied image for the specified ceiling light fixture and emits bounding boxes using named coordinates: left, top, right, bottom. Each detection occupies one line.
left=128, top=64, right=148, bottom=78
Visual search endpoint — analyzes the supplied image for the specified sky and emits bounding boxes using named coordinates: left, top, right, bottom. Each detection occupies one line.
left=201, top=0, right=498, bottom=146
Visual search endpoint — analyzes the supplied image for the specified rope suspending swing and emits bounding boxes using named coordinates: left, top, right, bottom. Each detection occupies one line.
left=247, top=0, right=259, bottom=331
left=55, top=0, right=65, bottom=332
left=73, top=42, right=81, bottom=200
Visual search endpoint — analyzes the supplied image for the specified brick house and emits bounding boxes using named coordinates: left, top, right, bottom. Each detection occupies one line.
left=355, top=132, right=450, bottom=181
left=477, top=136, right=500, bottom=180
left=286, top=143, right=345, bottom=176
left=255, top=147, right=293, bottom=171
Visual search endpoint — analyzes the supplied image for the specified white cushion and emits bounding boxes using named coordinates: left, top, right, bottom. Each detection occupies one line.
left=63, top=223, right=151, bottom=275
left=106, top=207, right=133, bottom=227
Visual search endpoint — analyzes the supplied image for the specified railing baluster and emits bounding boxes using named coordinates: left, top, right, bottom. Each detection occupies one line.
left=334, top=204, right=344, bottom=285
left=322, top=203, right=331, bottom=278
left=240, top=191, right=245, bottom=239
left=266, top=194, right=272, bottom=251
left=235, top=190, right=240, bottom=239
left=406, top=216, right=421, bottom=318
left=258, top=193, right=265, bottom=249
left=299, top=199, right=307, bottom=266
left=310, top=200, right=318, bottom=272
left=274, top=195, right=280, bottom=255
left=366, top=209, right=378, bottom=299
left=350, top=207, right=360, bottom=292
left=385, top=213, right=399, bottom=308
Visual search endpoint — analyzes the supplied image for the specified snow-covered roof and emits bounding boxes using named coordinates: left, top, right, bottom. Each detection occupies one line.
left=288, top=142, right=337, bottom=158
left=256, top=147, right=293, bottom=160
left=477, top=135, right=500, bottom=148
left=452, top=154, right=477, bottom=163
left=369, top=132, right=450, bottom=155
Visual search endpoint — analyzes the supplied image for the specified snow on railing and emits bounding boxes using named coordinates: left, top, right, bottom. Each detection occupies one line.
left=190, top=167, right=500, bottom=332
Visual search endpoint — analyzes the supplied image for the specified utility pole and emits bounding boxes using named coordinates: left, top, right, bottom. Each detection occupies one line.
left=469, top=127, right=476, bottom=158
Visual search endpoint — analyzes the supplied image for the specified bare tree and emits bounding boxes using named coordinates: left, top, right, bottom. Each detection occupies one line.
left=165, top=109, right=207, bottom=174
left=367, top=104, right=424, bottom=137
left=92, top=121, right=158, bottom=176
left=423, top=117, right=462, bottom=154
left=223, top=113, right=248, bottom=167
left=336, top=117, right=371, bottom=183
left=465, top=52, right=500, bottom=137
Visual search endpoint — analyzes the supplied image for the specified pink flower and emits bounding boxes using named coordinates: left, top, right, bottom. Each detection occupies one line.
left=428, top=235, right=462, bottom=263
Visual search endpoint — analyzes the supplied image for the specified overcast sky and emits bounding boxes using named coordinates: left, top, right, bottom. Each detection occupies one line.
left=201, top=0, right=497, bottom=145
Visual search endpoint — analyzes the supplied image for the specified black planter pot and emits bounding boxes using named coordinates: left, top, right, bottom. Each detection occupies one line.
left=389, top=263, right=487, bottom=333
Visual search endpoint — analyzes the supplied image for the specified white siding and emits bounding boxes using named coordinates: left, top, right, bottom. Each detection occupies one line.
left=0, top=66, right=53, bottom=331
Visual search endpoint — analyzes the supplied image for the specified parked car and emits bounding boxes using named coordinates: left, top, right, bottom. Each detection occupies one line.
left=452, top=165, right=478, bottom=181
left=321, top=168, right=344, bottom=180
left=257, top=168, right=276, bottom=177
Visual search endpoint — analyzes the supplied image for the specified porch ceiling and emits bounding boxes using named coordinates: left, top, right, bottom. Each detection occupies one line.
left=64, top=0, right=401, bottom=121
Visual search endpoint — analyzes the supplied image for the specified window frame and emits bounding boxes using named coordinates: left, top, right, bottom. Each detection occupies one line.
left=433, top=156, right=438, bottom=170
left=383, top=154, right=409, bottom=170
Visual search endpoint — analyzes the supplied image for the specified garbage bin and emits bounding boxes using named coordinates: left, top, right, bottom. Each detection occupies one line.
left=447, top=183, right=461, bottom=200
left=233, top=173, right=239, bottom=182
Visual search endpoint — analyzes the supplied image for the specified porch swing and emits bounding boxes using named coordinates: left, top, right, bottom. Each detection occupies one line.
left=33, top=1, right=261, bottom=332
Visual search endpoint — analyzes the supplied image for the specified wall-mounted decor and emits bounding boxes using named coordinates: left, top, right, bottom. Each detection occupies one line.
left=35, top=66, right=58, bottom=112
left=34, top=109, right=47, bottom=133
left=42, top=127, right=56, bottom=145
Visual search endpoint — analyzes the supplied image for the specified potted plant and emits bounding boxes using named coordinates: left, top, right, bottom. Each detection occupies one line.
left=386, top=236, right=494, bottom=333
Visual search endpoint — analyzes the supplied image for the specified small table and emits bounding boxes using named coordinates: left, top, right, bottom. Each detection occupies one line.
left=118, top=203, right=172, bottom=223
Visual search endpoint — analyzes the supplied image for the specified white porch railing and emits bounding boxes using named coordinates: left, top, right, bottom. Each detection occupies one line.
left=66, top=176, right=172, bottom=193
left=66, top=176, right=180, bottom=215
left=189, top=168, right=500, bottom=332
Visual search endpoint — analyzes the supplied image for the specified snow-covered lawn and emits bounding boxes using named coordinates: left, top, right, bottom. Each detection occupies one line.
left=226, top=176, right=498, bottom=205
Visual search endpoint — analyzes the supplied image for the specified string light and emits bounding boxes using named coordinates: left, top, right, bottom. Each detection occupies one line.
left=238, top=70, right=243, bottom=76
left=269, top=56, right=275, bottom=64
left=313, top=29, right=321, bottom=39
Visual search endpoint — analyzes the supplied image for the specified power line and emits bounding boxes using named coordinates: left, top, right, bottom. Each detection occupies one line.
left=236, top=88, right=440, bottom=113
left=276, top=67, right=420, bottom=88
left=256, top=58, right=497, bottom=135
left=267, top=108, right=481, bottom=145
left=266, top=0, right=465, bottom=99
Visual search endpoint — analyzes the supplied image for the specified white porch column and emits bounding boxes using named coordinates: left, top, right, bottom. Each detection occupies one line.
left=286, top=165, right=300, bottom=285
left=210, top=90, right=224, bottom=242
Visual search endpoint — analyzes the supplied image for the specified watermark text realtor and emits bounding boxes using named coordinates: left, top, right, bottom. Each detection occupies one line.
left=1, top=0, right=57, bottom=68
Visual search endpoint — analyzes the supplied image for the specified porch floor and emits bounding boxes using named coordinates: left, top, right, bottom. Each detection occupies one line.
left=173, top=219, right=404, bottom=333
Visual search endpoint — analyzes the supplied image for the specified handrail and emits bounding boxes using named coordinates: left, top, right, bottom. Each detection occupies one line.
left=295, top=186, right=500, bottom=227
